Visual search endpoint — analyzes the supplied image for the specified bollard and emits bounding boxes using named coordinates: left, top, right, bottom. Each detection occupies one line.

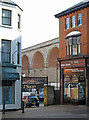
left=22, top=101, right=24, bottom=113
left=2, top=101, right=5, bottom=114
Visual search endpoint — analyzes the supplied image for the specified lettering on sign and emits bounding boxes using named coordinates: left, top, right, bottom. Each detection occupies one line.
left=64, top=68, right=84, bottom=73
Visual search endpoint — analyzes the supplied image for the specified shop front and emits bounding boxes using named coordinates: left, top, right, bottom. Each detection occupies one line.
left=59, top=56, right=89, bottom=105
left=0, top=63, right=19, bottom=105
left=64, top=68, right=85, bottom=105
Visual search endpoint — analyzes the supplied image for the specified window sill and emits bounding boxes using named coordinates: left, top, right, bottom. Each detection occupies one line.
left=17, top=28, right=21, bottom=32
left=78, top=24, right=82, bottom=27
left=0, top=25, right=13, bottom=29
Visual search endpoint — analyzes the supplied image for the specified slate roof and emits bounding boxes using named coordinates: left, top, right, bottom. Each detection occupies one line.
left=55, top=0, right=89, bottom=18
left=0, top=0, right=23, bottom=11
left=0, top=0, right=16, bottom=5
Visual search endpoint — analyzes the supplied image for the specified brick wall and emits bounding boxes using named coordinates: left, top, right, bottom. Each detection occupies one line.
left=32, top=52, right=44, bottom=69
left=22, top=55, right=29, bottom=71
left=59, top=8, right=89, bottom=58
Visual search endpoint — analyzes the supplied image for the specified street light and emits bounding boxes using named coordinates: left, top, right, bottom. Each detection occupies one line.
left=56, top=60, right=59, bottom=90
left=21, top=73, right=25, bottom=113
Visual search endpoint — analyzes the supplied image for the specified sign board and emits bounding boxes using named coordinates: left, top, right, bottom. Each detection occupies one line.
left=61, top=59, right=85, bottom=68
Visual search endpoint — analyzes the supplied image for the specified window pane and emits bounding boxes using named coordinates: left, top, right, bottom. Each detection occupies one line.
left=73, top=37, right=77, bottom=44
left=66, top=39, right=69, bottom=46
left=2, top=40, right=11, bottom=62
left=73, top=45, right=77, bottom=55
left=69, top=38, right=72, bottom=45
left=66, top=46, right=69, bottom=56
left=71, top=16, right=75, bottom=27
left=18, top=14, right=21, bottom=29
left=77, top=36, right=80, bottom=44
left=65, top=18, right=69, bottom=29
left=2, top=9, right=11, bottom=26
left=69, top=45, right=72, bottom=55
left=78, top=44, right=81, bottom=54
left=2, top=18, right=11, bottom=26
left=77, top=13, right=82, bottom=26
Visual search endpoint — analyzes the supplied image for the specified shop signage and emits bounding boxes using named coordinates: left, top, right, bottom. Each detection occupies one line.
left=61, top=59, right=85, bottom=68
left=64, top=68, right=84, bottom=73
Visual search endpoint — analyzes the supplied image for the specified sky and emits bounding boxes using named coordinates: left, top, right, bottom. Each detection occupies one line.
left=12, top=0, right=82, bottom=49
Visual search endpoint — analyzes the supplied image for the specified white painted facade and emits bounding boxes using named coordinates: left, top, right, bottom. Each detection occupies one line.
left=0, top=1, right=22, bottom=110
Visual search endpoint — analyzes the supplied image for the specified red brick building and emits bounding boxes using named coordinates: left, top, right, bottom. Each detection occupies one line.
left=55, top=0, right=89, bottom=105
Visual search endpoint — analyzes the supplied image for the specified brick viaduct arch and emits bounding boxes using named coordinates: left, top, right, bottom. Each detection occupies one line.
left=22, top=37, right=59, bottom=86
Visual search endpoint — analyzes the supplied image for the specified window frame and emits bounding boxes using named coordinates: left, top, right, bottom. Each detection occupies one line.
left=77, top=13, right=82, bottom=26
left=66, top=36, right=81, bottom=56
left=65, top=17, right=69, bottom=29
left=18, top=14, right=21, bottom=29
left=71, top=15, right=75, bottom=28
left=17, top=42, right=21, bottom=64
left=1, top=40, right=11, bottom=63
left=2, top=9, right=12, bottom=26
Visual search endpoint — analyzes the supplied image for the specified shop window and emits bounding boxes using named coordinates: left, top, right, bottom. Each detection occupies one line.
left=2, top=9, right=12, bottom=26
left=1, top=40, right=11, bottom=63
left=65, top=17, right=69, bottom=29
left=66, top=36, right=81, bottom=56
left=64, top=73, right=85, bottom=104
left=2, top=81, right=15, bottom=104
left=64, top=75, right=71, bottom=99
left=71, top=75, right=78, bottom=100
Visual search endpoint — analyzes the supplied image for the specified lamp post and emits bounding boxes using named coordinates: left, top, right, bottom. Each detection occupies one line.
left=21, top=73, right=25, bottom=113
left=56, top=61, right=59, bottom=90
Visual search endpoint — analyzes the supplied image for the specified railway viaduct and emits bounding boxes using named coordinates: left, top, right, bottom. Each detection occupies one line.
left=22, top=37, right=59, bottom=88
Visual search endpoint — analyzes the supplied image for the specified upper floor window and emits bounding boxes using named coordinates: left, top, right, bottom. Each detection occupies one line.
left=65, top=18, right=69, bottom=29
left=18, top=14, right=21, bottom=29
left=2, top=9, right=11, bottom=26
left=17, top=42, right=21, bottom=64
left=71, top=16, right=75, bottom=28
left=66, top=36, right=81, bottom=56
left=77, top=13, right=82, bottom=26
left=1, top=40, right=11, bottom=63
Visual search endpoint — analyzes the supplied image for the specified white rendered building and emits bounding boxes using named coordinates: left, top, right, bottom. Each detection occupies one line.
left=0, top=0, right=22, bottom=110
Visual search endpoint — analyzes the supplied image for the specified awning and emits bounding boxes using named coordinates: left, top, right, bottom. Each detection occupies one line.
left=65, top=31, right=82, bottom=39
left=2, top=63, right=19, bottom=80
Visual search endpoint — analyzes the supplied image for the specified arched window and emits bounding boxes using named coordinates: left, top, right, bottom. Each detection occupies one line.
left=65, top=31, right=81, bottom=56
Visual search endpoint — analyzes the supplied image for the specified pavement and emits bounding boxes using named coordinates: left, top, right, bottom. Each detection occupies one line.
left=1, top=103, right=89, bottom=119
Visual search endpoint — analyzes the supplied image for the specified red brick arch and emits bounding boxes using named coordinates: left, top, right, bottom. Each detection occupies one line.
left=22, top=55, right=29, bottom=71
left=47, top=47, right=59, bottom=67
left=32, top=51, right=44, bottom=68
